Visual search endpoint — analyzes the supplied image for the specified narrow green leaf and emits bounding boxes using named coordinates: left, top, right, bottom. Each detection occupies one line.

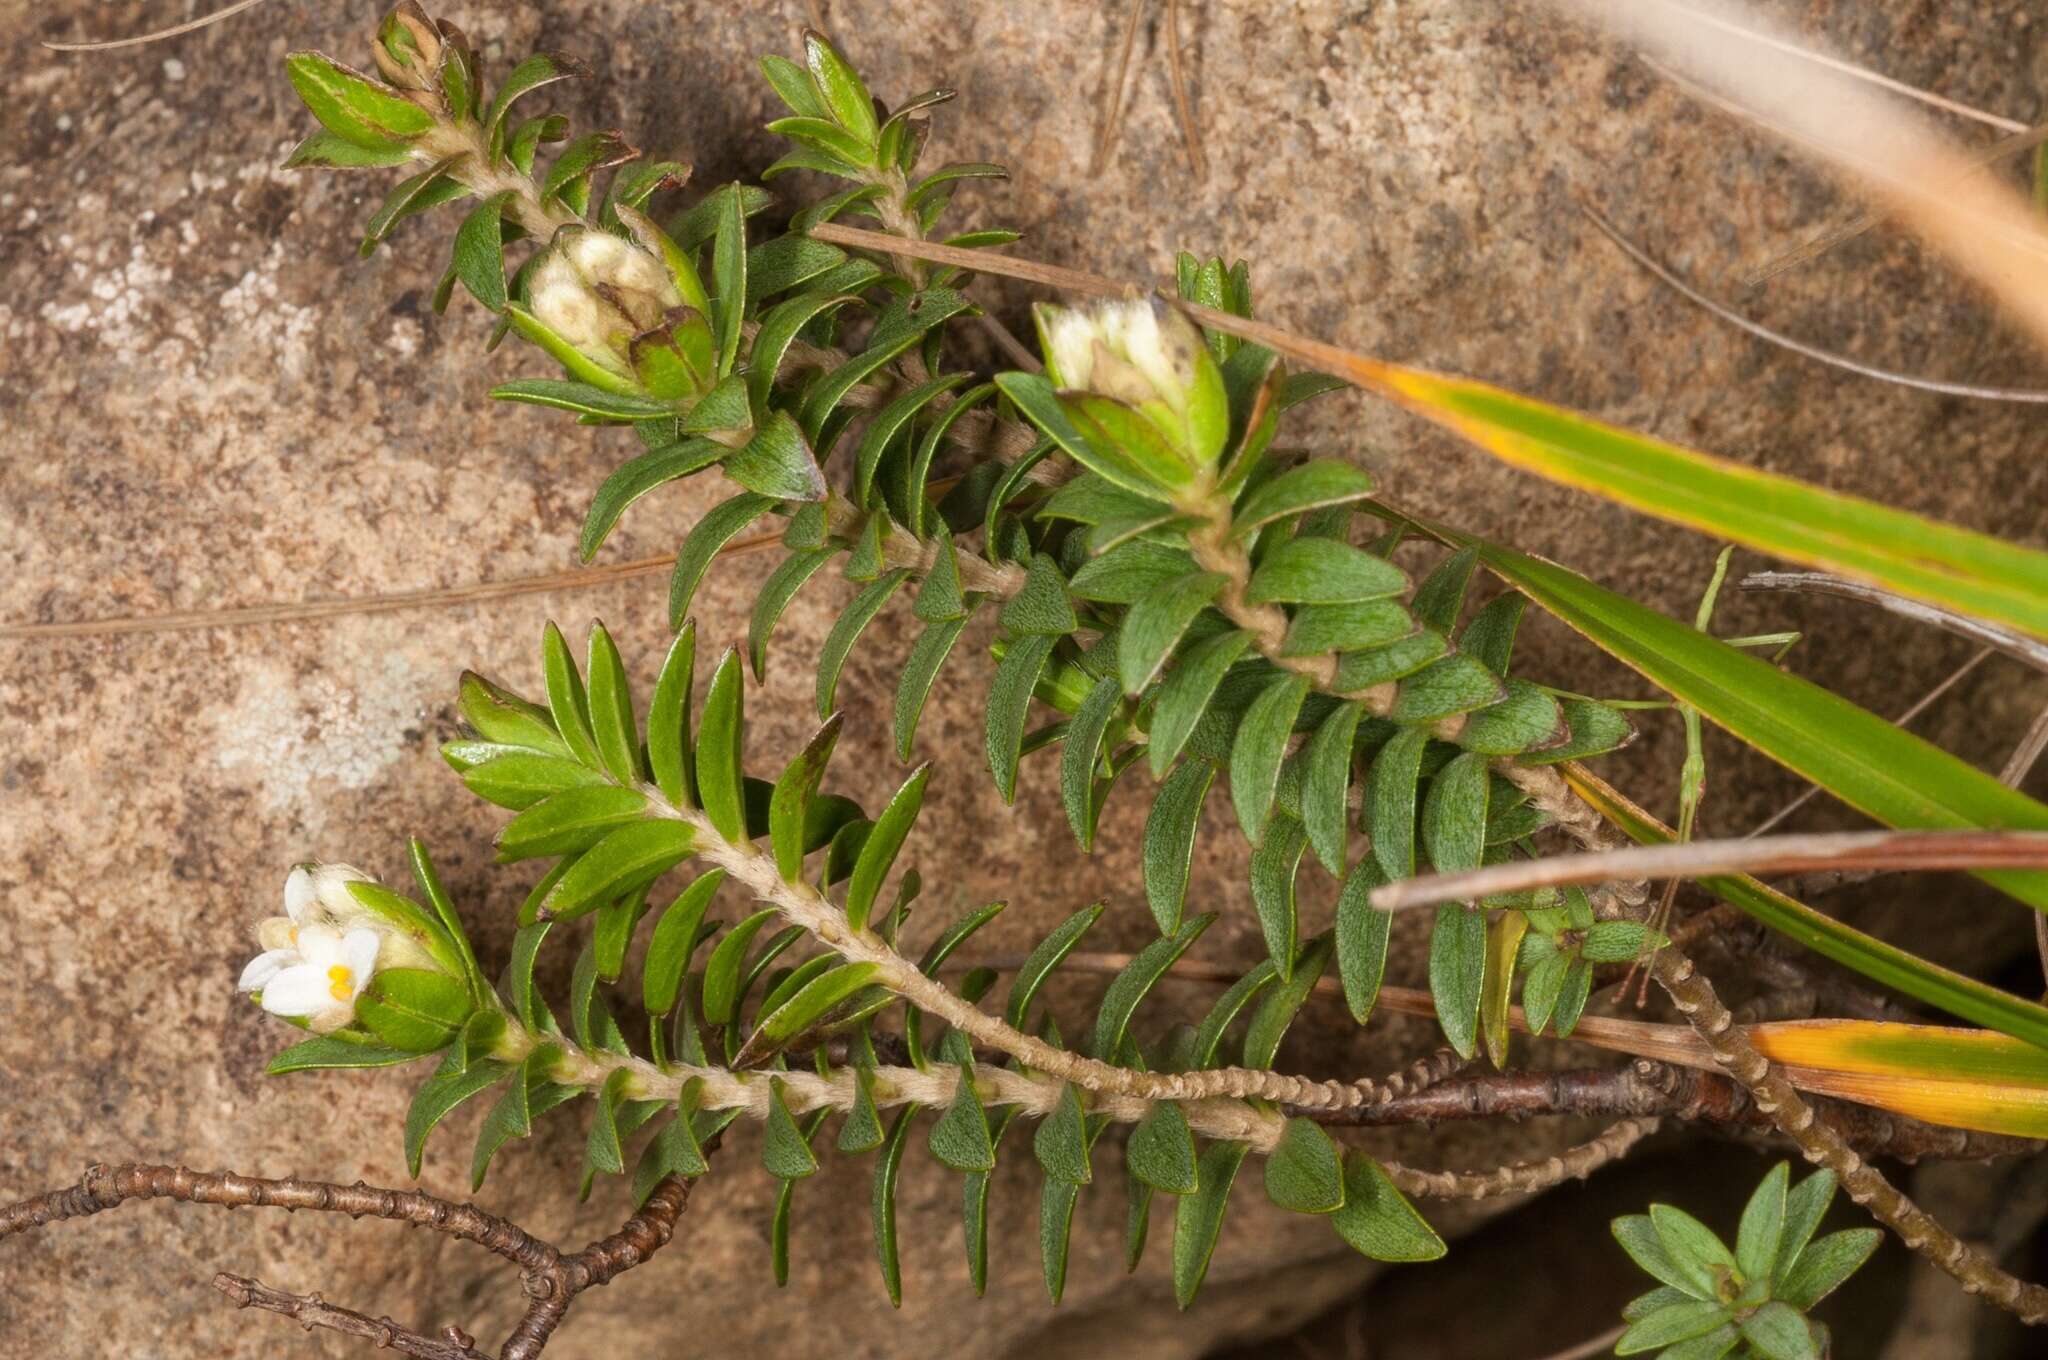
left=495, top=784, right=649, bottom=861
left=1091, top=915, right=1215, bottom=1060
left=267, top=1037, right=419, bottom=1075
left=1144, top=759, right=1216, bottom=935
left=404, top=1058, right=511, bottom=1176
left=818, top=569, right=911, bottom=718
left=642, top=870, right=725, bottom=1016
left=581, top=439, right=725, bottom=562
left=1775, top=1170, right=1838, bottom=1289
left=1231, top=460, right=1376, bottom=537
left=702, top=908, right=778, bottom=1025
left=987, top=633, right=1055, bottom=802
left=1736, top=1162, right=1790, bottom=1285
left=1172, top=1140, right=1250, bottom=1308
left=1366, top=726, right=1428, bottom=880
left=804, top=30, right=880, bottom=146
left=1000, top=553, right=1079, bottom=637
left=669, top=492, right=775, bottom=626
left=1120, top=572, right=1227, bottom=694
left=1230, top=673, right=1311, bottom=846
left=1004, top=901, right=1106, bottom=1028
left=895, top=616, right=970, bottom=759
left=1243, top=935, right=1331, bottom=1067
left=743, top=962, right=883, bottom=1064
left=1246, top=539, right=1406, bottom=605
left=1060, top=674, right=1124, bottom=850
left=872, top=1105, right=914, bottom=1306
left=696, top=649, right=748, bottom=842
left=1429, top=904, right=1486, bottom=1059
left=1264, top=1118, right=1345, bottom=1214
left=749, top=549, right=835, bottom=682
left=1423, top=751, right=1490, bottom=873
left=286, top=51, right=434, bottom=148
left=1335, top=857, right=1393, bottom=1023
left=1302, top=701, right=1363, bottom=875
left=749, top=290, right=860, bottom=411
left=838, top=1065, right=885, bottom=1153
left=1391, top=653, right=1506, bottom=723
left=929, top=1067, right=996, bottom=1172
left=1249, top=816, right=1308, bottom=977
left=646, top=622, right=697, bottom=808
left=846, top=765, right=930, bottom=932
left=1034, top=1083, right=1093, bottom=1185
left=763, top=1077, right=820, bottom=1179
left=584, top=623, right=644, bottom=783
left=1129, top=1102, right=1199, bottom=1195
left=1777, top=1229, right=1881, bottom=1311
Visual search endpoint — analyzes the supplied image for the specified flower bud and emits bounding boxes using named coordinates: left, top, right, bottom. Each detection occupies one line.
left=1035, top=296, right=1230, bottom=488
left=525, top=226, right=689, bottom=382
left=372, top=3, right=444, bottom=92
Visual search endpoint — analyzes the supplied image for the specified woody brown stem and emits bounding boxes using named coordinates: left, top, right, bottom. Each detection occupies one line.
left=0, top=1162, right=704, bottom=1360
left=214, top=1274, right=492, bottom=1360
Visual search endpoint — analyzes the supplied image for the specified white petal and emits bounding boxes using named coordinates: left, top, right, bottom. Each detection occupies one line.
left=283, top=865, right=319, bottom=922
left=310, top=864, right=373, bottom=918
left=340, top=929, right=382, bottom=996
left=294, top=923, right=343, bottom=968
left=238, top=949, right=298, bottom=992
left=1042, top=306, right=1097, bottom=390
left=258, top=965, right=335, bottom=1018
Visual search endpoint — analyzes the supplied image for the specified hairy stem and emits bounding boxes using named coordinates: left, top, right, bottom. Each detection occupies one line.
left=659, top=795, right=1416, bottom=1110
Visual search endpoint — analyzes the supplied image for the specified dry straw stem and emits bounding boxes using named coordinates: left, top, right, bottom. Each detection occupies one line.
left=1368, top=828, right=2048, bottom=913
left=1558, top=0, right=2048, bottom=352
left=1582, top=204, right=2048, bottom=403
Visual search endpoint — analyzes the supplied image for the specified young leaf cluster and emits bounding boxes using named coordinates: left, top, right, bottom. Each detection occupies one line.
left=1612, top=1164, right=1880, bottom=1360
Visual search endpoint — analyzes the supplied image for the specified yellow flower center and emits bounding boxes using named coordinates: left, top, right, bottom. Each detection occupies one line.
left=327, top=964, right=355, bottom=1002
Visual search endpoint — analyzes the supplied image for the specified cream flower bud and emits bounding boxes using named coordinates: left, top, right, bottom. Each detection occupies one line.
left=1034, top=296, right=1231, bottom=486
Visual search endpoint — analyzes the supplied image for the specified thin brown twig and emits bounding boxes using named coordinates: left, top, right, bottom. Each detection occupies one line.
left=44, top=0, right=277, bottom=51
left=213, top=1274, right=491, bottom=1360
left=1091, top=1, right=1150, bottom=176
left=0, top=1162, right=701, bottom=1360
left=1369, top=828, right=2048, bottom=913
left=1582, top=203, right=2048, bottom=402
left=1164, top=0, right=1207, bottom=181
left=1531, top=1323, right=1630, bottom=1360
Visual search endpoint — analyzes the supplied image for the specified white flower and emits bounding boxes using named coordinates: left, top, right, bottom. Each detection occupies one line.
left=240, top=863, right=439, bottom=1033
left=239, top=922, right=381, bottom=1034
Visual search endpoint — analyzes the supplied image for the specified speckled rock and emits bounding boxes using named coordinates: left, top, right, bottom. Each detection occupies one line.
left=4, top=2, right=2046, bottom=1357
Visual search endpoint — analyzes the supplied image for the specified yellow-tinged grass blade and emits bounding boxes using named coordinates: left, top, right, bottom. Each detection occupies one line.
left=1562, top=764, right=2048, bottom=1050
left=1183, top=299, right=2048, bottom=640
left=1365, top=507, right=2048, bottom=919
left=1752, top=1021, right=2048, bottom=1139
